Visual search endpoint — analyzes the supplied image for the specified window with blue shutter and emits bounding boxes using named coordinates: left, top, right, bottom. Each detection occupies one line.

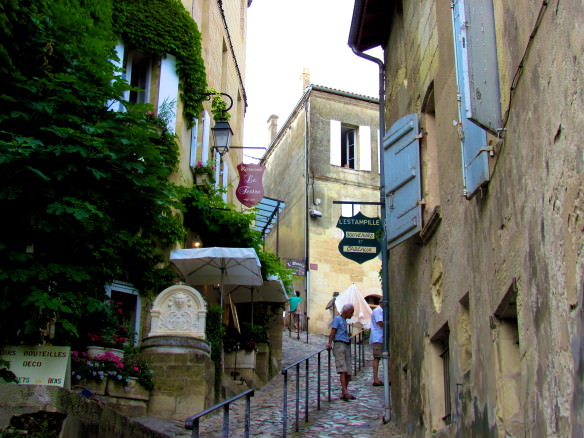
left=452, top=0, right=489, bottom=199
left=189, top=118, right=200, bottom=168
left=383, top=113, right=423, bottom=249
left=107, top=42, right=127, bottom=112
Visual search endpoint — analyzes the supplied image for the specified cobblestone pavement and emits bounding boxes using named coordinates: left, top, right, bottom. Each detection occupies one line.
left=137, top=330, right=404, bottom=437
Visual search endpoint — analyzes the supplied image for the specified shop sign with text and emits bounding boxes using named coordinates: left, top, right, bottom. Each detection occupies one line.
left=336, top=212, right=382, bottom=264
left=0, top=346, right=70, bottom=388
left=236, top=163, right=265, bottom=207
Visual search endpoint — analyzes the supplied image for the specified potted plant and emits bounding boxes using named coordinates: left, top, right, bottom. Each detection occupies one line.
left=85, top=301, right=132, bottom=359
left=192, top=160, right=216, bottom=185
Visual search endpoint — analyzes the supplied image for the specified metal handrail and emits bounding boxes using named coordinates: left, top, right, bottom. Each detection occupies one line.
left=185, top=389, right=254, bottom=438
left=281, top=330, right=366, bottom=437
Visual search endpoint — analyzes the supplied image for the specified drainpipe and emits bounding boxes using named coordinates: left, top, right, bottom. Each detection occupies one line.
left=304, top=95, right=311, bottom=339
left=350, top=46, right=391, bottom=423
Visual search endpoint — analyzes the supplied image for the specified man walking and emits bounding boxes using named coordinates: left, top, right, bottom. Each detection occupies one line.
left=370, top=301, right=384, bottom=386
left=326, top=303, right=355, bottom=400
left=288, top=290, right=302, bottom=330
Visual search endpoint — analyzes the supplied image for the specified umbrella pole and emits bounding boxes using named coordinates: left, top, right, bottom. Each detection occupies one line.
left=251, top=288, right=254, bottom=326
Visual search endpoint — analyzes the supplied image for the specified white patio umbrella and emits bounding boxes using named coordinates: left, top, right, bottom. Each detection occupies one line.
left=225, top=278, right=289, bottom=326
left=169, top=247, right=263, bottom=307
left=335, top=283, right=373, bottom=329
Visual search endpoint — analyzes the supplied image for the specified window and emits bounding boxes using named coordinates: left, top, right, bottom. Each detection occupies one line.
left=105, top=281, right=141, bottom=346
left=492, top=280, right=523, bottom=435
left=430, top=323, right=452, bottom=429
left=341, top=125, right=356, bottom=168
left=330, top=120, right=372, bottom=170
left=127, top=51, right=151, bottom=105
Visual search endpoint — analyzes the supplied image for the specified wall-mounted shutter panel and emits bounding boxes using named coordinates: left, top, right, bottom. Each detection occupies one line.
left=453, top=1, right=489, bottom=199
left=108, top=42, right=126, bottom=112
left=158, top=55, right=179, bottom=133
left=330, top=119, right=341, bottom=166
left=358, top=125, right=372, bottom=171
left=461, top=0, right=502, bottom=133
left=383, top=113, right=422, bottom=249
left=202, top=110, right=211, bottom=163
left=189, top=118, right=200, bottom=168
left=222, top=161, right=228, bottom=202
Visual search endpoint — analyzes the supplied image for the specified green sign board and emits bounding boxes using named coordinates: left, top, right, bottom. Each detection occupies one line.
left=336, top=212, right=382, bottom=264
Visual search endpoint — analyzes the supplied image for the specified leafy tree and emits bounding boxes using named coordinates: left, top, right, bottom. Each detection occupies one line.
left=0, top=0, right=183, bottom=345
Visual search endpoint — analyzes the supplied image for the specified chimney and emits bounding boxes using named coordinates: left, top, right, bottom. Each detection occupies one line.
left=301, top=67, right=310, bottom=91
left=267, top=114, right=279, bottom=142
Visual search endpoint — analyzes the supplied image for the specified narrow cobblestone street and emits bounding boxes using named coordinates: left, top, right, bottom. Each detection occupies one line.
left=139, top=330, right=404, bottom=437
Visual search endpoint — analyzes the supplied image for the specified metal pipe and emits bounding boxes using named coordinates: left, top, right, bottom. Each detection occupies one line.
left=350, top=46, right=392, bottom=423
left=295, top=363, right=300, bottom=432
left=282, top=371, right=288, bottom=437
left=305, top=359, right=310, bottom=423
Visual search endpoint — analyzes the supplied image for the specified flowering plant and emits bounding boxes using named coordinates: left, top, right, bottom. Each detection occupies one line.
left=71, top=350, right=154, bottom=390
left=192, top=161, right=216, bottom=182
left=86, top=301, right=133, bottom=349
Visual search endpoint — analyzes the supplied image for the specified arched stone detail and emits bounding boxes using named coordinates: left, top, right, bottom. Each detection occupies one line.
left=148, top=284, right=207, bottom=339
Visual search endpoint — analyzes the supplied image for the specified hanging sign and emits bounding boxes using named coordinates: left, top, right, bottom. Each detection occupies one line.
left=337, top=212, right=382, bottom=264
left=236, top=163, right=265, bottom=207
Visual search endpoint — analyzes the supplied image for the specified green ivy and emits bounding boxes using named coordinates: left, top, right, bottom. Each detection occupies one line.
left=113, top=0, right=207, bottom=126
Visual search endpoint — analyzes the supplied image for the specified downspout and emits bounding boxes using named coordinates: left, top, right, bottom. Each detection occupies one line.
left=303, top=95, right=311, bottom=338
left=350, top=47, right=391, bottom=423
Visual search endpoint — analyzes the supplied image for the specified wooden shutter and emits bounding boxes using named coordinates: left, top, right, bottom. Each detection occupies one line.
left=158, top=55, right=179, bottom=133
left=330, top=120, right=341, bottom=166
left=383, top=113, right=422, bottom=249
left=358, top=125, right=372, bottom=171
left=459, top=0, right=502, bottom=133
left=452, top=1, right=489, bottom=199
left=108, top=42, right=126, bottom=112
left=189, top=118, right=200, bottom=168
left=202, top=110, right=211, bottom=163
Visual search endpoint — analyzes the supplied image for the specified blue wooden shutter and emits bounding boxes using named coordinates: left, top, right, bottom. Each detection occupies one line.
left=383, top=113, right=422, bottom=249
left=452, top=0, right=489, bottom=199
left=461, top=0, right=502, bottom=133
left=108, top=42, right=126, bottom=112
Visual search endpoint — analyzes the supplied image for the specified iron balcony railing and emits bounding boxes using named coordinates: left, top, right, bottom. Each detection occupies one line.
left=185, top=389, right=254, bottom=438
left=280, top=330, right=365, bottom=437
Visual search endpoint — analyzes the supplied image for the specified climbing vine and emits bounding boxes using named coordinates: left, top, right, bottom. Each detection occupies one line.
left=113, top=0, right=207, bottom=126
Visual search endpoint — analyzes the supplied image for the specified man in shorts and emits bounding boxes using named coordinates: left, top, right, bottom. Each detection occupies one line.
left=370, top=301, right=384, bottom=386
left=326, top=303, right=355, bottom=400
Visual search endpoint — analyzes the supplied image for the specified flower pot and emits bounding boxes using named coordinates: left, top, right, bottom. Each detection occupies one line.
left=195, top=173, right=212, bottom=185
left=107, top=377, right=150, bottom=401
left=224, top=350, right=256, bottom=370
left=86, top=346, right=105, bottom=359
left=105, top=348, right=124, bottom=359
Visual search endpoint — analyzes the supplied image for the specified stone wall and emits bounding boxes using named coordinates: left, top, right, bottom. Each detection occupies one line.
left=381, top=0, right=583, bottom=436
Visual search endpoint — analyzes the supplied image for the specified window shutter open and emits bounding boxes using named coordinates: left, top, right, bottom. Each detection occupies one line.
left=460, top=0, right=502, bottom=133
left=330, top=120, right=341, bottom=166
left=202, top=110, right=211, bottom=163
left=383, top=113, right=423, bottom=249
left=108, top=42, right=126, bottom=112
left=158, top=55, right=179, bottom=133
left=359, top=125, right=372, bottom=171
left=189, top=118, right=200, bottom=168
left=453, top=0, right=489, bottom=199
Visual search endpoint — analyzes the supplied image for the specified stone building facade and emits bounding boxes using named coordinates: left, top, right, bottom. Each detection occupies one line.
left=350, top=0, right=583, bottom=437
left=262, top=84, right=382, bottom=335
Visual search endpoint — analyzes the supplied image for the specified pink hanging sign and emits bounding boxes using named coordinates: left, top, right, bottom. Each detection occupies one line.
left=236, top=163, right=265, bottom=207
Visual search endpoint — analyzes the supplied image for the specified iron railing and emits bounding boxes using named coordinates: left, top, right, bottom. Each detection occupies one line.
left=185, top=389, right=254, bottom=438
left=281, top=330, right=365, bottom=437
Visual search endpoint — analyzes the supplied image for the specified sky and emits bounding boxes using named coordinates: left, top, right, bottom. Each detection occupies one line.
left=242, top=0, right=383, bottom=162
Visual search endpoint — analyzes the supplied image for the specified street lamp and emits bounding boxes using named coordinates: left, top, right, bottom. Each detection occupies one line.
left=211, top=118, right=233, bottom=156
